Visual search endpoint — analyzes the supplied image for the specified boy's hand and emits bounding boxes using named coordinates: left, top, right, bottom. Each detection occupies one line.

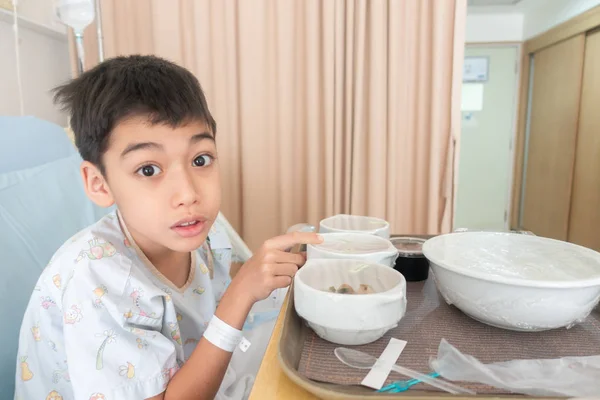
left=227, top=232, right=323, bottom=306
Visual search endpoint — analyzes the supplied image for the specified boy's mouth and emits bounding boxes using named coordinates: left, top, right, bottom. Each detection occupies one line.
left=179, top=221, right=198, bottom=227
left=171, top=217, right=207, bottom=238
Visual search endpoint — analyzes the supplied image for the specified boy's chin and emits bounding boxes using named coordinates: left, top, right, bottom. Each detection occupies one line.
left=166, top=235, right=208, bottom=253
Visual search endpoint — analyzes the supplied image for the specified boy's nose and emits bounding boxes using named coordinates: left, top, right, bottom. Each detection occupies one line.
left=171, top=170, right=199, bottom=207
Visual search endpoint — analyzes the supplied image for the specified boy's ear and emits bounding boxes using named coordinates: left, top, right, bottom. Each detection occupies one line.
left=80, top=161, right=115, bottom=208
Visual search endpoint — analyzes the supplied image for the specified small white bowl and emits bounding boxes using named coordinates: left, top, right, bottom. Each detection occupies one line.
left=307, top=232, right=399, bottom=268
left=423, top=232, right=600, bottom=331
left=319, top=214, right=390, bottom=239
left=294, top=259, right=407, bottom=345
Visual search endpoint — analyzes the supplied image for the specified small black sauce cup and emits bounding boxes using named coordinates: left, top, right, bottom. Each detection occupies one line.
left=390, top=237, right=429, bottom=282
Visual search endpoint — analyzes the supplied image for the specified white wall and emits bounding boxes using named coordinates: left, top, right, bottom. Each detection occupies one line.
left=0, top=7, right=71, bottom=126
left=467, top=0, right=600, bottom=43
left=466, top=13, right=524, bottom=42
left=522, top=0, right=600, bottom=39
left=5, top=0, right=67, bottom=35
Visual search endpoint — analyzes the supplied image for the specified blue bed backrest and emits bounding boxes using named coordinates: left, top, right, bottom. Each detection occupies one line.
left=0, top=116, right=111, bottom=395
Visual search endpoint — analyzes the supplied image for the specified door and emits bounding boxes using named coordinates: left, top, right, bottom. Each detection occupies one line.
left=454, top=46, right=518, bottom=231
left=568, top=29, right=600, bottom=250
left=520, top=35, right=585, bottom=240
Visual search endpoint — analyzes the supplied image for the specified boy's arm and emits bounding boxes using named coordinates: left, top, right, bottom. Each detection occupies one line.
left=149, top=231, right=323, bottom=400
left=229, top=261, right=244, bottom=278
left=149, top=292, right=252, bottom=400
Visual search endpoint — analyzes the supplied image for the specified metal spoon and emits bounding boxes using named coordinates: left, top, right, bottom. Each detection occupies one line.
left=334, top=347, right=476, bottom=395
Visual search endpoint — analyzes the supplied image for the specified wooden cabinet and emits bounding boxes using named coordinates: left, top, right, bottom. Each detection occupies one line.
left=568, top=29, right=600, bottom=251
left=521, top=35, right=585, bottom=241
left=514, top=10, right=600, bottom=251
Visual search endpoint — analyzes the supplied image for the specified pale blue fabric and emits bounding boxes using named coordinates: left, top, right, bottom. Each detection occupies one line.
left=0, top=154, right=111, bottom=396
left=0, top=116, right=76, bottom=173
left=0, top=117, right=111, bottom=396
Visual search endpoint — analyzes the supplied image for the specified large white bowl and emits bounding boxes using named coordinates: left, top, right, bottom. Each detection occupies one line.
left=294, top=259, right=407, bottom=345
left=307, top=232, right=399, bottom=268
left=319, top=214, right=390, bottom=239
left=423, top=232, right=600, bottom=331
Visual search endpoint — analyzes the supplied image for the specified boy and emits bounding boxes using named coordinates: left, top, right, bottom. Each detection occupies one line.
left=14, top=55, right=322, bottom=400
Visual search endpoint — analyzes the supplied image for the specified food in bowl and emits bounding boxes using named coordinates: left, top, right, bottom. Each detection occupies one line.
left=307, top=232, right=399, bottom=268
left=423, top=232, right=600, bottom=331
left=294, top=259, right=407, bottom=345
left=390, top=237, right=430, bottom=282
left=319, top=214, right=390, bottom=239
left=326, top=283, right=375, bottom=294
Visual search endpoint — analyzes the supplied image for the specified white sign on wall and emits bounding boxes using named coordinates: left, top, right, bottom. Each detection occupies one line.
left=463, top=56, right=489, bottom=82
left=461, top=83, right=484, bottom=111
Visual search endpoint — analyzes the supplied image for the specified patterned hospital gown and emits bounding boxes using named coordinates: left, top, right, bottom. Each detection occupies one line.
left=14, top=210, right=235, bottom=400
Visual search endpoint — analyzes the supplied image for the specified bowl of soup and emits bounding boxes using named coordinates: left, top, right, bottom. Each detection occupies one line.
left=307, top=232, right=399, bottom=268
left=294, top=258, right=407, bottom=345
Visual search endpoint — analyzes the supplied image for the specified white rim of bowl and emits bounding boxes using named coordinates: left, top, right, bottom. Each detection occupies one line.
left=303, top=320, right=399, bottom=333
left=295, top=259, right=406, bottom=297
left=422, top=233, right=600, bottom=289
left=320, top=215, right=389, bottom=232
left=309, top=232, right=397, bottom=256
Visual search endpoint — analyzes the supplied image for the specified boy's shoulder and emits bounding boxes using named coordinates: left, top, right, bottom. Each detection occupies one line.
left=39, top=211, right=133, bottom=292
left=49, top=211, right=125, bottom=262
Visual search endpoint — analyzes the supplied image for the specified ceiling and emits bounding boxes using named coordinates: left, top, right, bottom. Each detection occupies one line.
left=467, top=0, right=523, bottom=6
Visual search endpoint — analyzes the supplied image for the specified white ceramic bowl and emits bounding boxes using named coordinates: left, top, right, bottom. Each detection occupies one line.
left=307, top=232, right=399, bottom=268
left=423, top=232, right=600, bottom=331
left=319, top=214, right=390, bottom=239
left=294, top=259, right=407, bottom=345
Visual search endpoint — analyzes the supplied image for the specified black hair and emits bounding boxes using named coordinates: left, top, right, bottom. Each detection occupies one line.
left=53, top=54, right=216, bottom=174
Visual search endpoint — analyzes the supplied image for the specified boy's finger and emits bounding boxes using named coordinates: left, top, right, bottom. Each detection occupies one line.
left=272, top=262, right=300, bottom=277
left=263, top=232, right=323, bottom=251
left=271, top=275, right=293, bottom=289
left=273, top=250, right=305, bottom=266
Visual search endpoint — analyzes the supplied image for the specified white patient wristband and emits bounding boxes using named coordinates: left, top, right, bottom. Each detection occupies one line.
left=203, top=315, right=250, bottom=353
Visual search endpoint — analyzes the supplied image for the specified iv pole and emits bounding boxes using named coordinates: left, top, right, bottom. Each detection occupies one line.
left=95, top=0, right=104, bottom=62
left=59, top=0, right=104, bottom=76
left=74, top=31, right=85, bottom=76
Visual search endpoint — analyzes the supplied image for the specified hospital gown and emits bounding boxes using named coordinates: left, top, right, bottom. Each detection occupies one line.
left=14, top=210, right=237, bottom=400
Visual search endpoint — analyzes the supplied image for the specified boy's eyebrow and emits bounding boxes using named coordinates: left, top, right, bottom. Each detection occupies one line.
left=120, top=142, right=162, bottom=158
left=120, top=132, right=215, bottom=158
left=190, top=132, right=215, bottom=144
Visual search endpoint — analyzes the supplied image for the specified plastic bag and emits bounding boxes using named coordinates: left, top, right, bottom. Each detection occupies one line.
left=319, top=214, right=390, bottom=238
left=314, top=233, right=396, bottom=254
left=430, top=339, right=600, bottom=397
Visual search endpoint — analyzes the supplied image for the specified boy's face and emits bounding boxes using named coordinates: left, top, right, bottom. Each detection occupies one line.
left=82, top=117, right=221, bottom=255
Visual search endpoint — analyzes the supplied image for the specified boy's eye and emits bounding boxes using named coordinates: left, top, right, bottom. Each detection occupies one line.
left=136, top=165, right=162, bottom=177
left=193, top=155, right=213, bottom=167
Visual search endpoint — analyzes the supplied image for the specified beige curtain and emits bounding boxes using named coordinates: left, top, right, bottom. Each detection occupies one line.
left=72, top=0, right=466, bottom=250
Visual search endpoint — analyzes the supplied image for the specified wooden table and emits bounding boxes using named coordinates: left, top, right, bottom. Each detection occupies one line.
left=248, top=294, right=318, bottom=400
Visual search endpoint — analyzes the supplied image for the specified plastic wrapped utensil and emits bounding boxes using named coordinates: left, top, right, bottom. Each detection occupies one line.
left=430, top=339, right=600, bottom=397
